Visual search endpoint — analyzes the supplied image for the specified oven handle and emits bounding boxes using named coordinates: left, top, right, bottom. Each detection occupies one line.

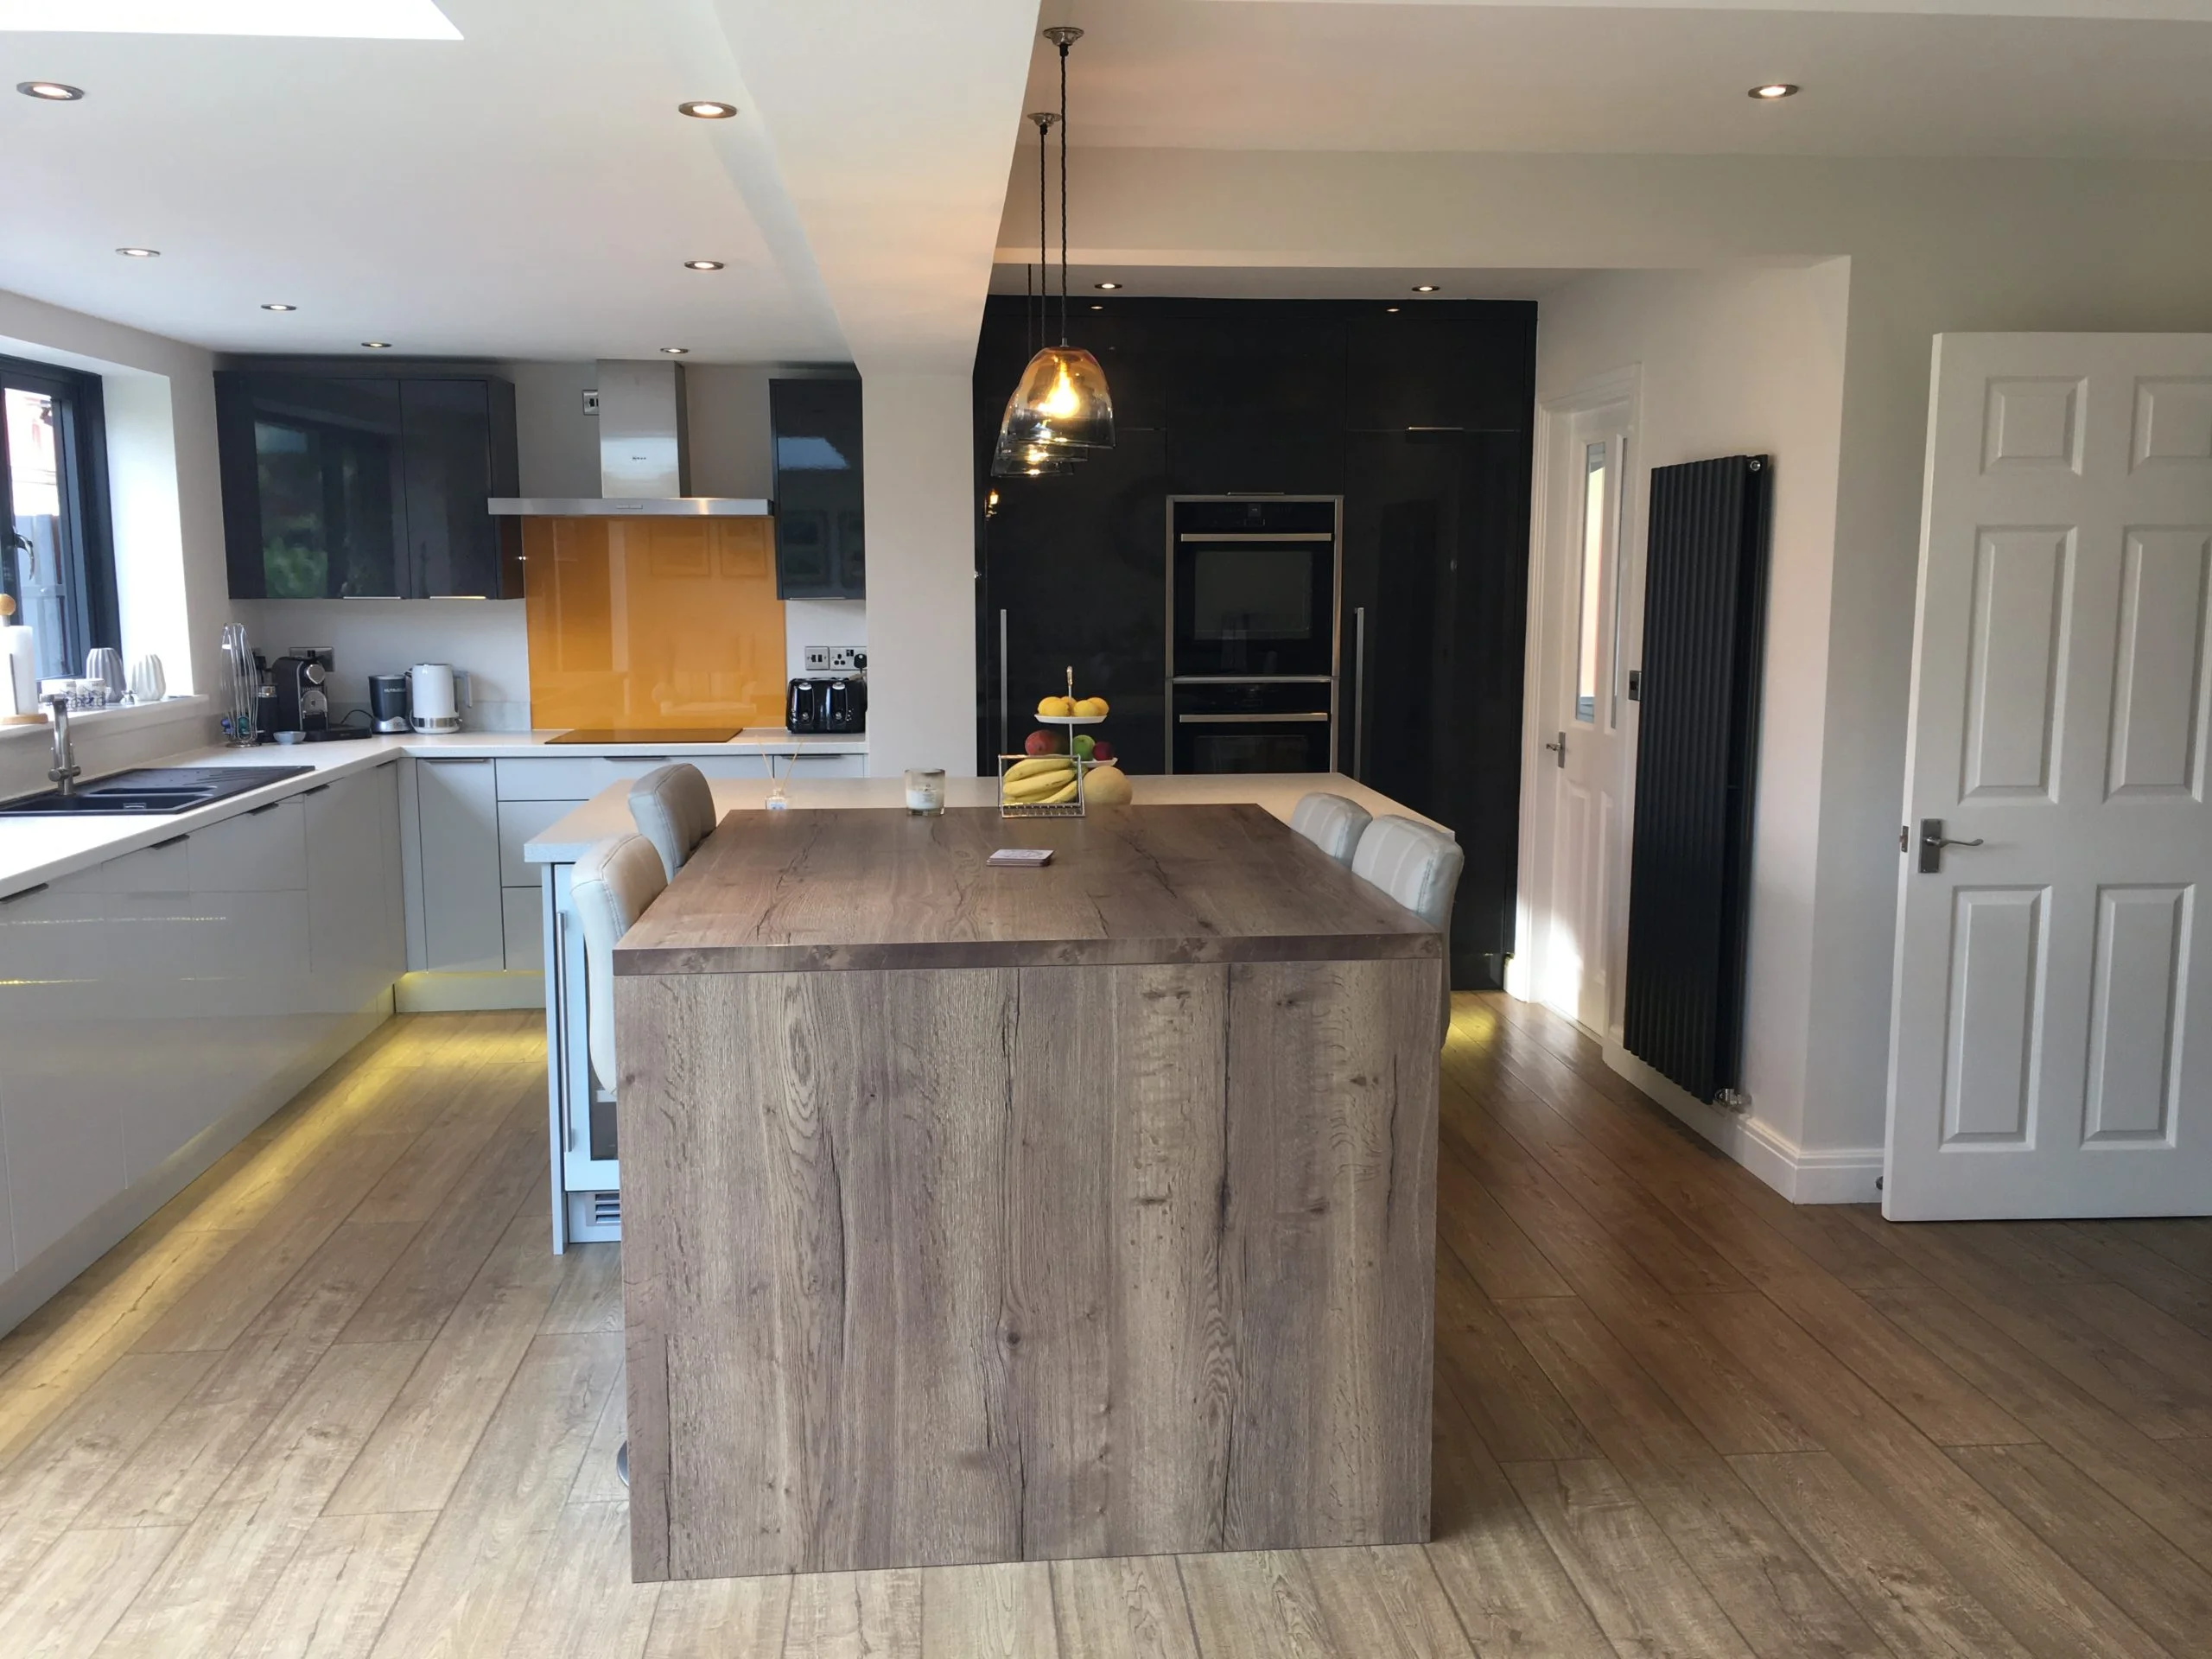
left=1176, top=712, right=1332, bottom=724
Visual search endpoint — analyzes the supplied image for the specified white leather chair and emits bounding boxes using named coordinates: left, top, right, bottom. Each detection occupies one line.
left=570, top=831, right=669, bottom=1096
left=1290, top=791, right=1372, bottom=868
left=628, top=762, right=717, bottom=884
left=569, top=830, right=666, bottom=1494
left=1351, top=815, right=1465, bottom=1045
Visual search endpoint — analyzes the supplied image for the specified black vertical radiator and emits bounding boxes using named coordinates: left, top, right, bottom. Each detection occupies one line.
left=1622, top=454, right=1772, bottom=1103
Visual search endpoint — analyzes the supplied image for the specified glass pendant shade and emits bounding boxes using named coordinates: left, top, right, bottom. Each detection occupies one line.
left=989, top=429, right=1075, bottom=478
left=999, top=345, right=1115, bottom=455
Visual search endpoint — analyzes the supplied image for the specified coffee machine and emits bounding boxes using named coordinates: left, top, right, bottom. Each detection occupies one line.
left=266, top=655, right=329, bottom=735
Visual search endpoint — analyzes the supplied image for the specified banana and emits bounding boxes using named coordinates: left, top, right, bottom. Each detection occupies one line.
left=1038, top=778, right=1079, bottom=804
left=1003, top=755, right=1077, bottom=784
left=1003, top=772, right=1072, bottom=801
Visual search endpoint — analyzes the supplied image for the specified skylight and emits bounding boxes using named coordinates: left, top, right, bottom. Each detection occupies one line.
left=0, top=0, right=460, bottom=38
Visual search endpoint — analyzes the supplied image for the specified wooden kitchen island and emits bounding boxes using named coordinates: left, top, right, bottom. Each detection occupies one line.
left=613, top=804, right=1441, bottom=1581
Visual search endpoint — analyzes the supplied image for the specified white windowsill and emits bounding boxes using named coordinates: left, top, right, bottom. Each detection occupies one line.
left=0, top=695, right=212, bottom=747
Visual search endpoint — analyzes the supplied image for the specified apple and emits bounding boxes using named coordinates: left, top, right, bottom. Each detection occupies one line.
left=1024, top=728, right=1065, bottom=756
left=1073, top=733, right=1096, bottom=760
left=1090, top=739, right=1116, bottom=763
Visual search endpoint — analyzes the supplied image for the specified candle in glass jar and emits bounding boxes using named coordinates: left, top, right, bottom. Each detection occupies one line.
left=905, top=767, right=946, bottom=816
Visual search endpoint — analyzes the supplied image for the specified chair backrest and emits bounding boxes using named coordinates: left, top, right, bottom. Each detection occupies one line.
left=628, top=762, right=717, bottom=883
left=1351, top=815, right=1465, bottom=1044
left=571, top=832, right=669, bottom=1093
left=1290, top=791, right=1372, bottom=868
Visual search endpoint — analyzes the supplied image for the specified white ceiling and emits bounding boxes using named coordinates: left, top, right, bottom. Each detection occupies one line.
left=9, top=0, right=2212, bottom=370
left=0, top=0, right=849, bottom=360
left=985, top=263, right=1591, bottom=299
left=1022, top=1, right=2212, bottom=158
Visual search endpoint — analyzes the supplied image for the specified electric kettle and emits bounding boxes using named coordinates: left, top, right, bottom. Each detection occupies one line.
left=409, top=663, right=463, bottom=733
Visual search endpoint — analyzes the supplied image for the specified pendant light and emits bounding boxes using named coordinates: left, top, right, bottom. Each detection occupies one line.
left=992, top=25, right=1114, bottom=473
left=993, top=121, right=1074, bottom=477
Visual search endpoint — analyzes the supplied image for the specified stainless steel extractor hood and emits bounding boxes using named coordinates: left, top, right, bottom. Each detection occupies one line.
left=487, top=359, right=772, bottom=518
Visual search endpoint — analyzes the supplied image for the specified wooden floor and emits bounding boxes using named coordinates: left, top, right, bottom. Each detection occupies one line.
left=3, top=1001, right=2212, bottom=1656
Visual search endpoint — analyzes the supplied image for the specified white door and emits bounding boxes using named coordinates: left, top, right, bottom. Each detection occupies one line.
left=1532, top=393, right=1635, bottom=1036
left=1886, top=333, right=2212, bottom=1220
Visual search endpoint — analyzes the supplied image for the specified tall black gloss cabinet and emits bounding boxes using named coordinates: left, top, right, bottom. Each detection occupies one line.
left=974, top=296, right=1536, bottom=990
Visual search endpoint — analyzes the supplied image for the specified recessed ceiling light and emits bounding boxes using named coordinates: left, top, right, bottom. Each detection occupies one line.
left=1385, top=306, right=1401, bottom=314
left=677, top=100, right=737, bottom=119
left=361, top=340, right=392, bottom=349
left=1090, top=303, right=1104, bottom=310
left=261, top=302, right=296, bottom=312
left=115, top=246, right=160, bottom=258
left=683, top=259, right=724, bottom=271
left=16, top=80, right=83, bottom=101
left=1094, top=281, right=1121, bottom=290
left=1750, top=83, right=1800, bottom=99
left=1411, top=283, right=1440, bottom=294
left=660, top=346, right=690, bottom=356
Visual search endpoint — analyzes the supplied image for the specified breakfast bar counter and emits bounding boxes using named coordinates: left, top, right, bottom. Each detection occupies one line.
left=614, top=803, right=1442, bottom=1580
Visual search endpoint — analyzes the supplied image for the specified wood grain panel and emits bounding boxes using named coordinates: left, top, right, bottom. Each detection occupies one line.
left=614, top=805, right=1440, bottom=975
left=620, top=955, right=1437, bottom=1579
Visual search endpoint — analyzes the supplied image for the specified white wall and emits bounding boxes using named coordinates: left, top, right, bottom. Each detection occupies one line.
left=1048, top=149, right=2212, bottom=1187
left=861, top=372, right=975, bottom=775
left=1533, top=262, right=1850, bottom=1174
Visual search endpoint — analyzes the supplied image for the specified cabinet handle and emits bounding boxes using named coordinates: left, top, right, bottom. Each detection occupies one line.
left=1353, top=605, right=1367, bottom=782
left=152, top=833, right=189, bottom=849
left=1178, top=711, right=1330, bottom=724
left=418, top=757, right=487, bottom=766
left=1, top=882, right=49, bottom=904
left=301, top=783, right=331, bottom=798
left=248, top=802, right=281, bottom=816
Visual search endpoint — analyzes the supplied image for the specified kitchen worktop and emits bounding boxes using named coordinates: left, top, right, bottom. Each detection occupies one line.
left=616, top=800, right=1440, bottom=1579
left=524, top=771, right=1441, bottom=866
left=616, top=803, right=1440, bottom=975
left=0, top=726, right=865, bottom=898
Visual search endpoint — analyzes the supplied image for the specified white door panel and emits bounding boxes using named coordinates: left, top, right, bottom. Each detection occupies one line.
left=1532, top=390, right=1636, bottom=1038
left=1887, top=333, right=2212, bottom=1219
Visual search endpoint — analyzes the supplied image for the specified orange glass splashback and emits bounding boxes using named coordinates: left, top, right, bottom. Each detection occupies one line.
left=523, top=517, right=786, bottom=732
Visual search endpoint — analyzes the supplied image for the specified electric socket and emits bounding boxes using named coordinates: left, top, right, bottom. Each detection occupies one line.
left=828, top=647, right=862, bottom=673
left=803, top=646, right=830, bottom=672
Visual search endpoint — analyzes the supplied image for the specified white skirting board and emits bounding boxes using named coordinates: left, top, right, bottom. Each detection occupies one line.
left=1603, top=1042, right=1883, bottom=1205
left=394, top=969, right=546, bottom=1013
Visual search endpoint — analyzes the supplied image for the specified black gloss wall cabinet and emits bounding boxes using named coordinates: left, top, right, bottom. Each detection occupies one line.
left=975, top=296, right=1536, bottom=989
left=216, top=371, right=520, bottom=599
left=1622, top=455, right=1774, bottom=1103
left=771, top=377, right=865, bottom=599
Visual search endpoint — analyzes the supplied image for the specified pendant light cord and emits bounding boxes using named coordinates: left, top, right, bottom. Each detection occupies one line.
left=1058, top=34, right=1070, bottom=346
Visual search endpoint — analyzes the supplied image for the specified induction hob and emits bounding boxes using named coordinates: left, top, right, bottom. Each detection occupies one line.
left=545, top=727, right=741, bottom=744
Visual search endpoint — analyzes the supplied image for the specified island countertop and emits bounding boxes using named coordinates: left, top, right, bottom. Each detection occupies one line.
left=616, top=798, right=1441, bottom=1581
left=614, top=803, right=1441, bottom=975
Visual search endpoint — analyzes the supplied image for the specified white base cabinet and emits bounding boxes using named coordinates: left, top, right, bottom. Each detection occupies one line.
left=0, top=759, right=406, bottom=1336
left=404, top=749, right=862, bottom=1010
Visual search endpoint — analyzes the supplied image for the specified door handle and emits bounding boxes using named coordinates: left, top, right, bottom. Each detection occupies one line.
left=1544, top=731, right=1567, bottom=768
left=1916, top=817, right=1985, bottom=874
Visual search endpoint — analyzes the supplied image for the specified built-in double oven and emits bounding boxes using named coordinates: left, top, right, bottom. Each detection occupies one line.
left=1166, top=495, right=1343, bottom=773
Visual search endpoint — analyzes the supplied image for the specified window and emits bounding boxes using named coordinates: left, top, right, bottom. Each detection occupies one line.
left=0, top=355, right=118, bottom=685
left=1573, top=438, right=1611, bottom=723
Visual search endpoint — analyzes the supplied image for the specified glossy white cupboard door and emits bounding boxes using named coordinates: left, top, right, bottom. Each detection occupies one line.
left=416, top=758, right=505, bottom=971
left=1886, top=334, right=2212, bottom=1219
left=0, top=871, right=122, bottom=1268
left=305, top=766, right=405, bottom=1009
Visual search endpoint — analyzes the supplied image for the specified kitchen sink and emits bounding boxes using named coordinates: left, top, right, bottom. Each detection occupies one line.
left=0, top=766, right=315, bottom=817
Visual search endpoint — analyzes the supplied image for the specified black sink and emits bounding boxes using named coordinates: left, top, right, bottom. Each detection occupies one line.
left=0, top=766, right=316, bottom=817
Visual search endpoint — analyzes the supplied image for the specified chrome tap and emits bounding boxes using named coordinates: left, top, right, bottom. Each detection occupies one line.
left=43, top=691, right=79, bottom=796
